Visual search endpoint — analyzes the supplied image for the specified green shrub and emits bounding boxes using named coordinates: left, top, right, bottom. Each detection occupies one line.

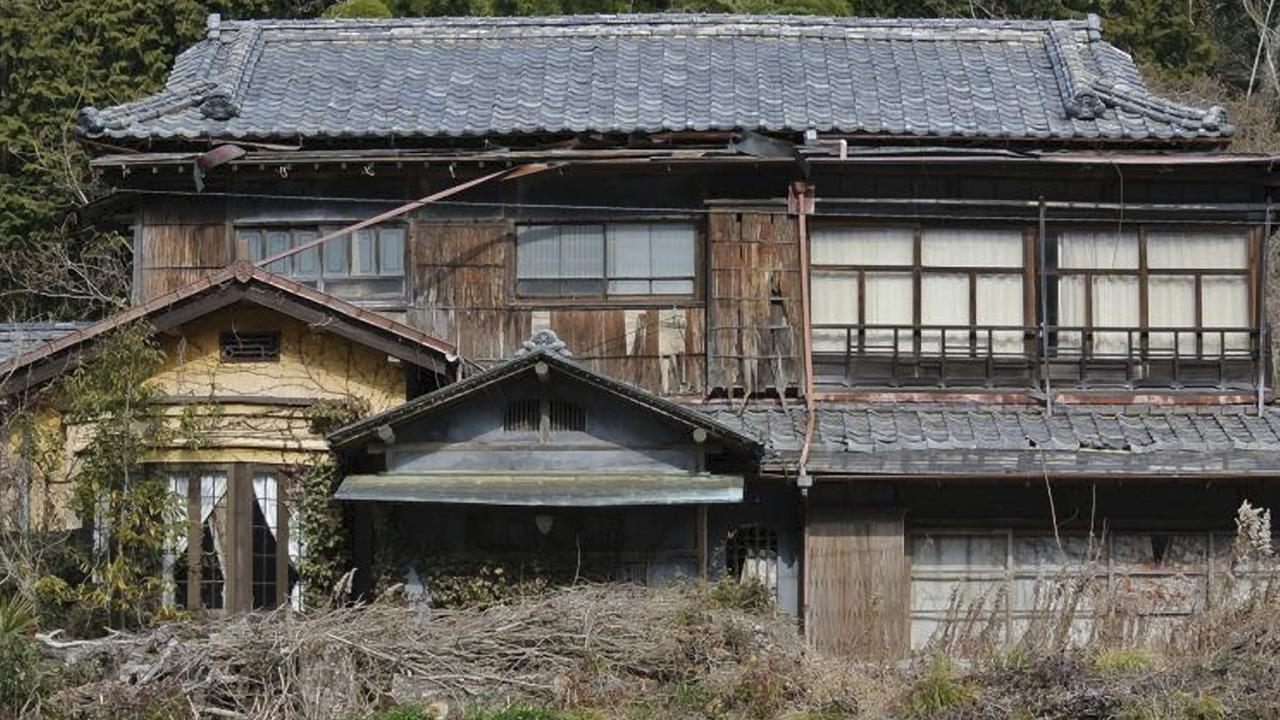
left=463, top=704, right=566, bottom=720
left=708, top=576, right=773, bottom=612
left=905, top=657, right=975, bottom=719
left=1093, top=648, right=1156, bottom=674
left=1178, top=692, right=1226, bottom=720
left=323, top=0, right=394, bottom=17
left=0, top=594, right=50, bottom=713
left=369, top=704, right=438, bottom=720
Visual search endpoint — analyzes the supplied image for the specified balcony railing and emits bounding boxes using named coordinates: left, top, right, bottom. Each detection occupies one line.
left=812, top=324, right=1261, bottom=390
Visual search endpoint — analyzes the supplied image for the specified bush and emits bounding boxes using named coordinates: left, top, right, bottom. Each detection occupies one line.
left=1093, top=648, right=1156, bottom=674
left=905, top=657, right=975, bottom=719
left=0, top=594, right=49, bottom=713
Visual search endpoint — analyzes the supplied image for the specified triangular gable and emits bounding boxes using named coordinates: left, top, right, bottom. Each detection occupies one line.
left=1, top=261, right=455, bottom=394
left=328, top=330, right=759, bottom=455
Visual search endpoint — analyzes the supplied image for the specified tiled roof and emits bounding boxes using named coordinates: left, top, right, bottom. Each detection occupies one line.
left=698, top=404, right=1280, bottom=476
left=0, top=323, right=90, bottom=360
left=77, top=14, right=1230, bottom=144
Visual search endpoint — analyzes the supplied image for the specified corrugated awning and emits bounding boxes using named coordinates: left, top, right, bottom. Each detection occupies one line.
left=334, top=472, right=744, bottom=506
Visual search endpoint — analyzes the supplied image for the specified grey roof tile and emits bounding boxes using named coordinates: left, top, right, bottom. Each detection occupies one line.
left=78, top=14, right=1231, bottom=144
left=0, top=323, right=91, bottom=361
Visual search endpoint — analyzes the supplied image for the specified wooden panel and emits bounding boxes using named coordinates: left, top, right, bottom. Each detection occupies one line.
left=805, top=510, right=909, bottom=660
left=707, top=210, right=802, bottom=395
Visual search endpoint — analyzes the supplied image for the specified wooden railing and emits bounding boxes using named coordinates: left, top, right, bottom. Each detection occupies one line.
left=812, top=324, right=1261, bottom=390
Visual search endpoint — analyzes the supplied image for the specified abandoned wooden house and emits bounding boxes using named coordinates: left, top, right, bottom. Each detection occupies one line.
left=4, top=12, right=1280, bottom=657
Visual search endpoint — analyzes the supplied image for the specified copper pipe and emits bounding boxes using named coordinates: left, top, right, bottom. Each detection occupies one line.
left=793, top=181, right=817, bottom=487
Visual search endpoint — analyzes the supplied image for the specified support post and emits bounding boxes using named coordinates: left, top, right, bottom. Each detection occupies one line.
left=696, top=504, right=709, bottom=582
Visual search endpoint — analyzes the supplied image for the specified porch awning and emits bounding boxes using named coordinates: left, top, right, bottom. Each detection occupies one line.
left=334, top=471, right=744, bottom=506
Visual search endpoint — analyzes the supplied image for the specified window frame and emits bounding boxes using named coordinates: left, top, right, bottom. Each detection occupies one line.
left=808, top=221, right=1037, bottom=355
left=1046, top=224, right=1257, bottom=359
left=512, top=220, right=702, bottom=303
left=236, top=224, right=408, bottom=308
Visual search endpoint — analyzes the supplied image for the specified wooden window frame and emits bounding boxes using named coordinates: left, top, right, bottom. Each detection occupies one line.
left=1047, top=224, right=1257, bottom=358
left=808, top=222, right=1035, bottom=355
left=235, top=224, right=408, bottom=308
left=512, top=220, right=703, bottom=303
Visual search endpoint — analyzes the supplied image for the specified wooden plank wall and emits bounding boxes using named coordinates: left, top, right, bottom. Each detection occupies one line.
left=136, top=199, right=230, bottom=302
left=707, top=211, right=802, bottom=395
left=805, top=511, right=909, bottom=661
left=410, top=221, right=706, bottom=395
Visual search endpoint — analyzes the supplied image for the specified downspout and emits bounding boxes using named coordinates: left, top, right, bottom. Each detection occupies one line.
left=1259, top=193, right=1272, bottom=416
left=791, top=181, right=817, bottom=489
left=1038, top=197, right=1052, bottom=414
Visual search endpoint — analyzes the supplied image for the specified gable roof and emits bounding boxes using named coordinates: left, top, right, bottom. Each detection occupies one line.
left=0, top=323, right=92, bottom=361
left=328, top=333, right=760, bottom=453
left=0, top=262, right=455, bottom=394
left=78, top=13, right=1229, bottom=146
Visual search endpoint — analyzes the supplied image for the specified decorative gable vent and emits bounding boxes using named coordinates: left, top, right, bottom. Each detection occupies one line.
left=220, top=331, right=281, bottom=362
left=502, top=399, right=586, bottom=432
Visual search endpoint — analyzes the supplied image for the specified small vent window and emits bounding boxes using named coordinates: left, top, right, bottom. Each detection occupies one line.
left=502, top=399, right=587, bottom=433
left=549, top=400, right=585, bottom=432
left=503, top=399, right=540, bottom=432
left=220, top=331, right=281, bottom=362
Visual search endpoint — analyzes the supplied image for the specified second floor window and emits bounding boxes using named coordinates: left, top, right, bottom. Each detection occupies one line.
left=810, top=226, right=1027, bottom=354
left=516, top=223, right=696, bottom=298
left=239, top=226, right=406, bottom=304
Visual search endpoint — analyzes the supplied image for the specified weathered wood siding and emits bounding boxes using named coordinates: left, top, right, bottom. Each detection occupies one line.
left=707, top=211, right=802, bottom=395
left=804, top=511, right=909, bottom=660
left=136, top=199, right=230, bottom=302
left=410, top=220, right=706, bottom=395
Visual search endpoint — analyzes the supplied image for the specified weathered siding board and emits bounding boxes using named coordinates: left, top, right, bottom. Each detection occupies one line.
left=805, top=511, right=910, bottom=660
left=409, top=221, right=705, bottom=394
left=136, top=200, right=230, bottom=303
left=708, top=211, right=802, bottom=395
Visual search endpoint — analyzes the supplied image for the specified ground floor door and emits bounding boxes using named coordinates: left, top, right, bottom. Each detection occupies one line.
left=804, top=510, right=909, bottom=660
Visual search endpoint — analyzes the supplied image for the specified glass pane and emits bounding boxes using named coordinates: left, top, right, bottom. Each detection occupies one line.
left=1148, top=275, right=1195, bottom=355
left=1201, top=276, right=1250, bottom=354
left=240, top=230, right=263, bottom=262
left=265, top=231, right=289, bottom=274
left=353, top=230, right=376, bottom=275
left=324, top=236, right=350, bottom=276
left=864, top=272, right=913, bottom=352
left=293, top=231, right=319, bottom=277
left=922, top=229, right=1022, bottom=268
left=559, top=226, right=604, bottom=278
left=921, top=273, right=969, bottom=354
left=812, top=227, right=913, bottom=266
left=608, top=279, right=651, bottom=294
left=606, top=224, right=651, bottom=279
left=649, top=224, right=695, bottom=277
left=1148, top=230, right=1248, bottom=269
left=379, top=228, right=405, bottom=275
left=517, top=226, right=560, bottom=279
left=1057, top=230, right=1139, bottom=269
left=976, top=275, right=1024, bottom=353
left=1056, top=275, right=1086, bottom=351
left=650, top=279, right=693, bottom=295
left=517, top=279, right=564, bottom=296
left=1092, top=275, right=1139, bottom=356
left=811, top=271, right=858, bottom=352
left=558, top=279, right=605, bottom=296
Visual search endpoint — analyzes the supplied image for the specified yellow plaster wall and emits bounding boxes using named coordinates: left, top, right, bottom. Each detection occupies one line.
left=3, top=302, right=411, bottom=532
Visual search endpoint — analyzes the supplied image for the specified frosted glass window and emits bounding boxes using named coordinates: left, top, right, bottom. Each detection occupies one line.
left=324, top=236, right=349, bottom=276
left=977, top=275, right=1025, bottom=353
left=921, top=229, right=1023, bottom=267
left=379, top=228, right=405, bottom=274
left=353, top=230, right=377, bottom=275
left=865, top=272, right=913, bottom=351
left=811, top=227, right=913, bottom=265
left=236, top=225, right=406, bottom=302
left=1147, top=230, right=1248, bottom=269
left=811, top=271, right=858, bottom=352
left=1202, top=276, right=1250, bottom=354
left=921, top=274, right=968, bottom=353
left=265, top=231, right=289, bottom=274
left=1058, top=230, right=1139, bottom=269
left=518, top=223, right=695, bottom=297
left=1148, top=275, right=1196, bottom=354
left=293, top=231, right=319, bottom=277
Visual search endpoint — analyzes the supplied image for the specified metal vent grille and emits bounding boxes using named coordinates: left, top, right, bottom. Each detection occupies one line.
left=503, top=399, right=540, bottom=432
left=549, top=400, right=585, bottom=432
left=220, top=331, right=281, bottom=362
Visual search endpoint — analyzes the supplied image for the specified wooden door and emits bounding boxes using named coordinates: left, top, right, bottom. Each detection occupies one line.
left=804, top=510, right=909, bottom=660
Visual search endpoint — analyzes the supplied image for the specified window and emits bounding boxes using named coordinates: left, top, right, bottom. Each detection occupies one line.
left=810, top=226, right=1027, bottom=355
left=239, top=226, right=406, bottom=303
left=1052, top=228, right=1251, bottom=358
left=502, top=399, right=586, bottom=433
left=516, top=223, right=696, bottom=298
left=220, top=331, right=280, bottom=362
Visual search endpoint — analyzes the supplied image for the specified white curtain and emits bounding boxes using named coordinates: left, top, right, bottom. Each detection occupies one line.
left=1148, top=275, right=1196, bottom=355
left=865, top=272, right=913, bottom=351
left=1202, top=276, right=1250, bottom=354
left=253, top=472, right=304, bottom=610
left=1147, top=230, right=1247, bottom=270
left=201, top=472, right=229, bottom=610
left=1058, top=230, right=1139, bottom=270
left=161, top=471, right=227, bottom=610
left=1057, top=231, right=1140, bottom=356
left=977, top=275, right=1025, bottom=354
left=161, top=473, right=188, bottom=608
left=921, top=228, right=1023, bottom=267
left=921, top=274, right=968, bottom=353
left=1092, top=276, right=1141, bottom=356
left=811, top=227, right=914, bottom=265
left=811, top=271, right=858, bottom=352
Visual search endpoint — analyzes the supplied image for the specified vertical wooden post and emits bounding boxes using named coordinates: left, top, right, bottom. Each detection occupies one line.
left=696, top=505, right=709, bottom=582
left=230, top=463, right=252, bottom=614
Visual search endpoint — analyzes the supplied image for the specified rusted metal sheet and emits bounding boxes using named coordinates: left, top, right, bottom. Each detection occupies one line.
left=805, top=510, right=909, bottom=661
left=707, top=210, right=803, bottom=395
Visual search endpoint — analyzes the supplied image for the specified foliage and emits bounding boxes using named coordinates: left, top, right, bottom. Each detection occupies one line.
left=1092, top=648, right=1157, bottom=674
left=325, top=0, right=396, bottom=15
left=369, top=704, right=441, bottom=720
left=0, top=594, right=50, bottom=714
left=904, top=657, right=975, bottom=719
left=296, top=457, right=352, bottom=607
left=708, top=576, right=774, bottom=612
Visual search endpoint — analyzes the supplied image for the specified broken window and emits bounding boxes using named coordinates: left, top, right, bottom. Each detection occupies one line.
left=725, top=524, right=779, bottom=591
left=516, top=223, right=696, bottom=298
left=239, top=225, right=406, bottom=304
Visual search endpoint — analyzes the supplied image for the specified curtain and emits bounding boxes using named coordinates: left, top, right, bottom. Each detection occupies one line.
left=1202, top=276, right=1250, bottom=354
left=161, top=473, right=189, bottom=608
left=253, top=472, right=305, bottom=610
left=1092, top=276, right=1140, bottom=356
left=811, top=227, right=913, bottom=265
left=1148, top=276, right=1196, bottom=355
left=921, top=274, right=968, bottom=353
left=865, top=272, right=913, bottom=351
left=1147, top=230, right=1247, bottom=270
left=200, top=472, right=229, bottom=610
left=1058, top=230, right=1139, bottom=269
left=811, top=271, right=858, bottom=352
left=921, top=228, right=1022, bottom=267
left=977, top=275, right=1025, bottom=354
